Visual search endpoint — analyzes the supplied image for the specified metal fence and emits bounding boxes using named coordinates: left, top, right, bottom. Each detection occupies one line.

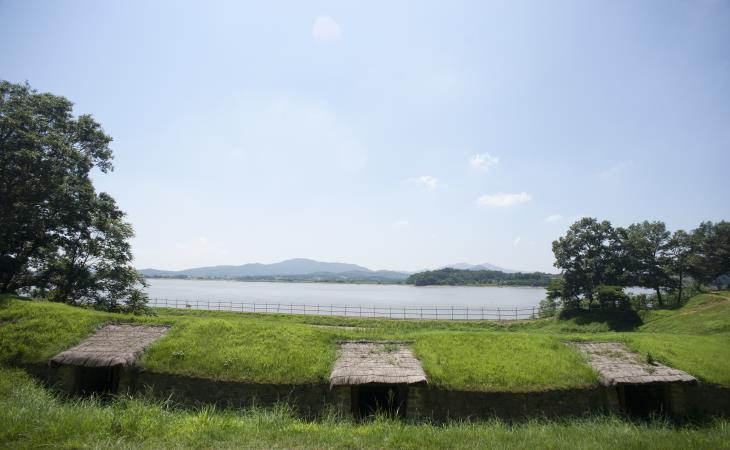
left=148, top=297, right=551, bottom=321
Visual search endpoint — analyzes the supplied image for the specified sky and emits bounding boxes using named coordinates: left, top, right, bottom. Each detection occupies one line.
left=2, top=0, right=729, bottom=273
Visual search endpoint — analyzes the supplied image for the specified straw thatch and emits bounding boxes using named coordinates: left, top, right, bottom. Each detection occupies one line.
left=329, top=341, right=427, bottom=387
left=51, top=324, right=169, bottom=368
left=575, top=342, right=696, bottom=386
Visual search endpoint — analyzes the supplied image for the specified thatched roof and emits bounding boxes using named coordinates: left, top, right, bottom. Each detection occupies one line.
left=330, top=341, right=427, bottom=387
left=575, top=342, right=696, bottom=386
left=51, top=324, right=169, bottom=368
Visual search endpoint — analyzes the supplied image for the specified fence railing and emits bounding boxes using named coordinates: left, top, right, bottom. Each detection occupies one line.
left=148, top=298, right=552, bottom=321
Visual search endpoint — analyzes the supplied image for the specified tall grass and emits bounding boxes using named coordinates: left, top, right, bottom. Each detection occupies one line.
left=1, top=368, right=728, bottom=449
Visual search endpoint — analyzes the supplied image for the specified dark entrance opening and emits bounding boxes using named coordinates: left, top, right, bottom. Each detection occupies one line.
left=73, top=366, right=121, bottom=397
left=618, top=384, right=670, bottom=418
left=353, top=384, right=408, bottom=418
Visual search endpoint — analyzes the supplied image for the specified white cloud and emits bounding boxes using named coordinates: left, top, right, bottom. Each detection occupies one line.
left=312, top=16, right=342, bottom=42
left=513, top=236, right=521, bottom=247
left=392, top=219, right=410, bottom=229
left=469, top=153, right=499, bottom=170
left=546, top=214, right=562, bottom=222
left=476, top=192, right=532, bottom=207
left=409, top=175, right=440, bottom=191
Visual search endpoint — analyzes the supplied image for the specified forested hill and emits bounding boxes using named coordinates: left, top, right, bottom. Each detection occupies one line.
left=405, top=268, right=557, bottom=286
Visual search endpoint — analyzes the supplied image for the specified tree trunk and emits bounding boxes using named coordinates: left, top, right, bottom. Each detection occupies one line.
left=655, top=287, right=663, bottom=306
left=678, top=272, right=684, bottom=304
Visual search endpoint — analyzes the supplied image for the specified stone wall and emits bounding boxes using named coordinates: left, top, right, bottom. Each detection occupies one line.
left=23, top=364, right=730, bottom=421
left=133, top=371, right=346, bottom=418
left=407, top=385, right=608, bottom=421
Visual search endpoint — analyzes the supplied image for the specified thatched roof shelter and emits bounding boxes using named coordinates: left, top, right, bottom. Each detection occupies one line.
left=575, top=342, right=696, bottom=386
left=51, top=324, right=169, bottom=368
left=330, top=341, right=427, bottom=388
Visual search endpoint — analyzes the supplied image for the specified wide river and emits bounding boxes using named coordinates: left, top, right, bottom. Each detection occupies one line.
left=145, top=278, right=547, bottom=316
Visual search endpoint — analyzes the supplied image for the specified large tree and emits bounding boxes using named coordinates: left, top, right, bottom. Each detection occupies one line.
left=0, top=80, right=146, bottom=312
left=624, top=221, right=673, bottom=305
left=552, top=217, right=626, bottom=307
left=689, top=221, right=730, bottom=287
left=666, top=229, right=693, bottom=302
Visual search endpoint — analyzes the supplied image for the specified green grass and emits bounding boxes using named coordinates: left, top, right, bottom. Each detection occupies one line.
left=639, top=292, right=730, bottom=335
left=2, top=291, right=729, bottom=390
left=1, top=368, right=728, bottom=450
left=0, top=296, right=160, bottom=365
left=413, top=332, right=598, bottom=391
left=141, top=317, right=336, bottom=383
left=623, top=334, right=730, bottom=386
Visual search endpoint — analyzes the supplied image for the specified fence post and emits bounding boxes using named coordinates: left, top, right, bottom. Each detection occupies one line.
left=389, top=307, right=392, bottom=319
left=515, top=308, right=518, bottom=320
left=498, top=308, right=501, bottom=321
left=481, top=307, right=484, bottom=321
left=451, top=306, right=454, bottom=320
left=420, top=307, right=423, bottom=320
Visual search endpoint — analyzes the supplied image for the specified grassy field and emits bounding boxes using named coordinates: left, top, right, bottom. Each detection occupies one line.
left=1, top=368, right=728, bottom=450
left=1, top=291, right=729, bottom=390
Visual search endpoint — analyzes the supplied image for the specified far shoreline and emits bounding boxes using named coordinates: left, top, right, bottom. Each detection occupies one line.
left=142, top=276, right=550, bottom=288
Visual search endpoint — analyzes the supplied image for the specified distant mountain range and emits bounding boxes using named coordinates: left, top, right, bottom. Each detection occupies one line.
left=139, top=258, right=519, bottom=283
left=440, top=262, right=517, bottom=273
left=139, top=258, right=410, bottom=282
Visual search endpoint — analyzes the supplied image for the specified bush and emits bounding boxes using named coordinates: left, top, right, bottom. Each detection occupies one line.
left=594, top=285, right=629, bottom=309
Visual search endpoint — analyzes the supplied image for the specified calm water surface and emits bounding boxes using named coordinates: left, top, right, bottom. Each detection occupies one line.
left=145, top=278, right=546, bottom=310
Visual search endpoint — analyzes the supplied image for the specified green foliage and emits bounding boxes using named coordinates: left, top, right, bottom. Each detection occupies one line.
left=624, top=221, right=673, bottom=305
left=0, top=80, right=146, bottom=312
left=552, top=217, right=730, bottom=309
left=690, top=221, right=730, bottom=287
left=406, top=268, right=556, bottom=286
left=538, top=296, right=559, bottom=318
left=552, top=218, right=626, bottom=307
left=594, top=285, right=630, bottom=309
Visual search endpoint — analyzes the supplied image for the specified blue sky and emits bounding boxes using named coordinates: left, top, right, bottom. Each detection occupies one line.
left=2, top=0, right=729, bottom=272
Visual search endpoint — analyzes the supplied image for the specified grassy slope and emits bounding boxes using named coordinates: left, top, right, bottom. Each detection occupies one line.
left=638, top=292, right=730, bottom=335
left=141, top=318, right=336, bottom=383
left=413, top=332, right=597, bottom=391
left=1, top=368, right=728, bottom=450
left=1, top=291, right=728, bottom=390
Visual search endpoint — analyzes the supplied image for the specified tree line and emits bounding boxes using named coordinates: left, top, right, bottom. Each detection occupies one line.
left=0, top=81, right=147, bottom=313
left=548, top=217, right=730, bottom=310
left=406, top=268, right=557, bottom=287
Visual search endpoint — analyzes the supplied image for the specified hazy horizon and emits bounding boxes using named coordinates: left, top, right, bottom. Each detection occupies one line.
left=137, top=257, right=519, bottom=274
left=2, top=1, right=729, bottom=273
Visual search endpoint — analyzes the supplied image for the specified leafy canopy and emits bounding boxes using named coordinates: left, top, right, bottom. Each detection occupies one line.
left=0, top=80, right=147, bottom=313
